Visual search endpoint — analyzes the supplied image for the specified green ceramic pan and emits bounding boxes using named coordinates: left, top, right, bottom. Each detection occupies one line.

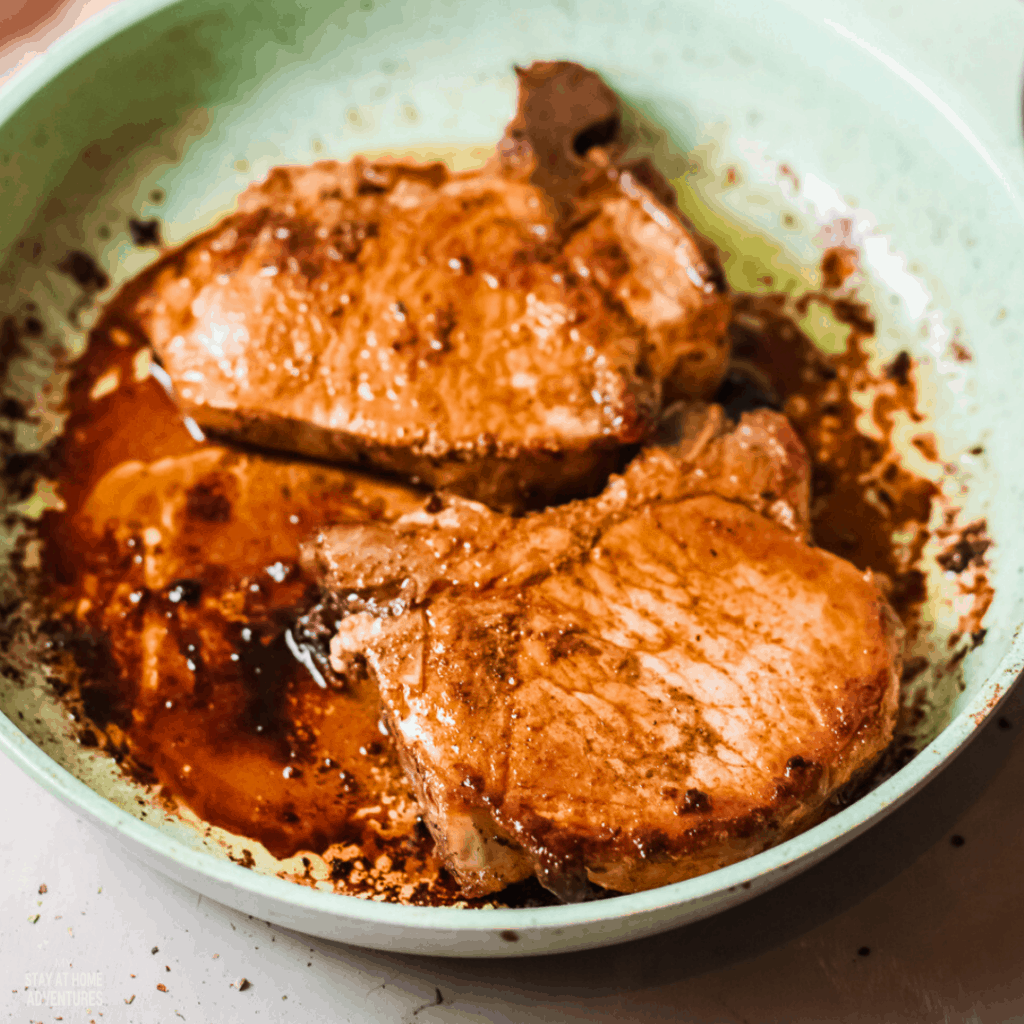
left=1, top=0, right=1022, bottom=955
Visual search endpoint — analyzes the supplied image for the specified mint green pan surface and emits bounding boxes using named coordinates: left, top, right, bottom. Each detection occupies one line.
left=1, top=0, right=1022, bottom=956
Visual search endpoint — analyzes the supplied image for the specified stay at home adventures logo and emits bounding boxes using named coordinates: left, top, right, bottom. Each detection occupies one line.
left=24, top=969, right=104, bottom=1009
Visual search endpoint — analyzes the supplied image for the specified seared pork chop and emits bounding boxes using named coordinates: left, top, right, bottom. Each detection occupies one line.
left=303, top=406, right=902, bottom=899
left=125, top=62, right=730, bottom=512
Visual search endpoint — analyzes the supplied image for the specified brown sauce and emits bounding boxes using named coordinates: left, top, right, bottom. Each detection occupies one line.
left=33, top=243, right=936, bottom=908
left=728, top=290, right=935, bottom=634
left=37, top=322, right=535, bottom=905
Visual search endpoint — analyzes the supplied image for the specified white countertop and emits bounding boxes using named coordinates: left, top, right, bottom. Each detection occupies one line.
left=3, top=4, right=1024, bottom=1021
left=2, top=684, right=1023, bottom=1022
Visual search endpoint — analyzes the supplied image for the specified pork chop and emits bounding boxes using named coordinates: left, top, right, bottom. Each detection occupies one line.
left=125, top=62, right=731, bottom=512
left=302, top=405, right=902, bottom=899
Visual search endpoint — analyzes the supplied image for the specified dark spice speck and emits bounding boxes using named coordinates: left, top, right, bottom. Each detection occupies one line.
left=885, top=351, right=912, bottom=387
left=58, top=250, right=109, bottom=291
left=678, top=788, right=711, bottom=813
left=129, top=218, right=162, bottom=247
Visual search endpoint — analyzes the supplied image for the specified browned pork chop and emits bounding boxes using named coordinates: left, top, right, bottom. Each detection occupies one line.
left=302, top=406, right=902, bottom=899
left=123, top=62, right=730, bottom=512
